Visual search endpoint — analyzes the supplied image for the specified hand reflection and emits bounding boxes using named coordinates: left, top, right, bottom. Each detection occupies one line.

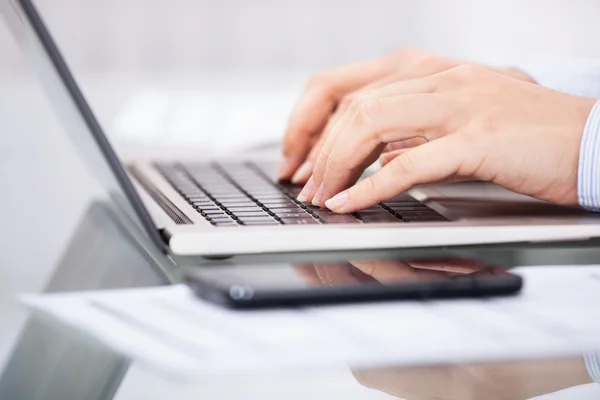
left=293, top=261, right=593, bottom=398
left=294, top=258, right=489, bottom=288
left=352, top=357, right=592, bottom=400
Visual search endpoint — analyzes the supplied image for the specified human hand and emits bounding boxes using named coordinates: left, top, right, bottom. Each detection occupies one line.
left=293, top=258, right=488, bottom=288
left=278, top=49, right=535, bottom=184
left=294, top=66, right=596, bottom=211
left=352, top=357, right=593, bottom=400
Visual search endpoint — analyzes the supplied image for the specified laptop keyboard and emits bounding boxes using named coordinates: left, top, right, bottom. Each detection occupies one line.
left=155, top=162, right=447, bottom=227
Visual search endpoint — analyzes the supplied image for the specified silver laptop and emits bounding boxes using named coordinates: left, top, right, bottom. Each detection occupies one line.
left=4, top=0, right=600, bottom=256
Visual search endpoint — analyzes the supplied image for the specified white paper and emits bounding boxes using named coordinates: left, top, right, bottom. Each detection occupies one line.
left=21, top=265, right=600, bottom=380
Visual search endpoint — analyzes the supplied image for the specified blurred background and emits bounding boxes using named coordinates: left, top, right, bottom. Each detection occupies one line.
left=2, top=0, right=600, bottom=150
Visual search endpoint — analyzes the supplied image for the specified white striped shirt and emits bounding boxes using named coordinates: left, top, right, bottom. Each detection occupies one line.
left=520, top=60, right=600, bottom=383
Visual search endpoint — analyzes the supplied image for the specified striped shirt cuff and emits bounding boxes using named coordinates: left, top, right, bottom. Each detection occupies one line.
left=585, top=350, right=600, bottom=384
left=578, top=100, right=600, bottom=211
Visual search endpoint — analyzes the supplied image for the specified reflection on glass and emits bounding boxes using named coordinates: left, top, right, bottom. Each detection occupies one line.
left=352, top=356, right=594, bottom=400
left=293, top=258, right=499, bottom=287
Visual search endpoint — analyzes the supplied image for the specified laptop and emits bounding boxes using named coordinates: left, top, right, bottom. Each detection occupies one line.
left=4, top=0, right=600, bottom=256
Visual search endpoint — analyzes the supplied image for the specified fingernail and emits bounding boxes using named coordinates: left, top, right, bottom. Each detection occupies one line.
left=291, top=161, right=313, bottom=184
left=277, top=157, right=292, bottom=179
left=325, top=190, right=349, bottom=211
left=312, top=183, right=325, bottom=207
left=296, top=175, right=314, bottom=202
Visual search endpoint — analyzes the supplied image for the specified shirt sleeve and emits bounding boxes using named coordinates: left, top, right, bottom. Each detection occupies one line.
left=585, top=351, right=600, bottom=384
left=577, top=100, right=600, bottom=211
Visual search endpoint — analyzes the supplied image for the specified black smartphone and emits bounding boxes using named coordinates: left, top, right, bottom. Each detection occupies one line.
left=184, top=257, right=523, bottom=309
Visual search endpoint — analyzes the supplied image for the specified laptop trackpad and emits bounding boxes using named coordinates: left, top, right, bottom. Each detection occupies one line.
left=413, top=182, right=588, bottom=220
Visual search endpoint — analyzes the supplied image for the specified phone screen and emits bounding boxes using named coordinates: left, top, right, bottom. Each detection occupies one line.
left=185, top=257, right=522, bottom=308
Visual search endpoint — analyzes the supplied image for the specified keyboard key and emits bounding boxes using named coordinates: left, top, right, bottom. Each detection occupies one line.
left=359, top=214, right=402, bottom=223
left=397, top=211, right=440, bottom=218
left=251, top=194, right=291, bottom=201
left=360, top=206, right=388, bottom=211
left=232, top=211, right=270, bottom=218
left=382, top=201, right=422, bottom=207
left=257, top=200, right=298, bottom=207
left=239, top=217, right=280, bottom=226
left=354, top=210, right=395, bottom=219
left=319, top=214, right=361, bottom=224
left=211, top=194, right=250, bottom=200
left=281, top=218, right=319, bottom=225
left=301, top=203, right=323, bottom=210
left=212, top=221, right=239, bottom=226
left=209, top=216, right=235, bottom=223
left=226, top=206, right=264, bottom=213
left=273, top=212, right=311, bottom=219
left=354, top=209, right=392, bottom=216
left=195, top=207, right=222, bottom=213
left=385, top=206, right=431, bottom=213
left=189, top=200, right=215, bottom=207
left=281, top=187, right=303, bottom=197
left=264, top=203, right=302, bottom=209
left=201, top=210, right=229, bottom=217
left=180, top=188, right=204, bottom=196
left=386, top=194, right=416, bottom=202
left=312, top=209, right=339, bottom=217
left=269, top=208, right=304, bottom=215
left=217, top=202, right=257, bottom=208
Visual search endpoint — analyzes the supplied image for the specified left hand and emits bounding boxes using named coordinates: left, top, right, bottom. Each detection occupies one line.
left=295, top=65, right=596, bottom=211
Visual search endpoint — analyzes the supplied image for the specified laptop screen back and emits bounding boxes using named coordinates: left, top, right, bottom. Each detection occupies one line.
left=1, top=0, right=166, bottom=251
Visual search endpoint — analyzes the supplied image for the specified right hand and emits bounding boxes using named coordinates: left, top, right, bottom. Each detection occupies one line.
left=278, top=49, right=535, bottom=184
left=352, top=357, right=593, bottom=400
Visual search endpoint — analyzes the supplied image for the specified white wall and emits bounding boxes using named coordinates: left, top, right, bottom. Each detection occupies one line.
left=2, top=0, right=600, bottom=75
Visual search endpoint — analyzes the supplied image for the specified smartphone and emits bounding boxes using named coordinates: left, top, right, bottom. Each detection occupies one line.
left=184, top=257, right=523, bottom=309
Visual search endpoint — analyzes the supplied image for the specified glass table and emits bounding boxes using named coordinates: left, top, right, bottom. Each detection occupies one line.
left=2, top=56, right=600, bottom=400
left=1, top=199, right=600, bottom=399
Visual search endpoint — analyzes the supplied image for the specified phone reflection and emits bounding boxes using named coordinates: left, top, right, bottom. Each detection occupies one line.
left=351, top=356, right=594, bottom=400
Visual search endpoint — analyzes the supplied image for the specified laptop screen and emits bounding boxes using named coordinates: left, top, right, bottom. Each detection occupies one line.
left=1, top=0, right=166, bottom=251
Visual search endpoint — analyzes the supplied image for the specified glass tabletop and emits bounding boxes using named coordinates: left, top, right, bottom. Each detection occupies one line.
left=3, top=199, right=600, bottom=400
left=2, top=11, right=600, bottom=399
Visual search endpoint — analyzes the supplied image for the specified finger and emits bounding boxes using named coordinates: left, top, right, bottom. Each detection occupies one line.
left=279, top=57, right=403, bottom=180
left=312, top=262, right=376, bottom=286
left=297, top=69, right=458, bottom=204
left=385, top=137, right=430, bottom=152
left=408, top=258, right=488, bottom=274
left=290, top=101, right=348, bottom=184
left=292, top=263, right=322, bottom=286
left=355, top=56, right=462, bottom=93
left=318, top=94, right=456, bottom=204
left=349, top=259, right=449, bottom=283
left=290, top=136, right=324, bottom=185
left=296, top=72, right=445, bottom=203
left=325, top=135, right=474, bottom=213
left=345, top=72, right=444, bottom=105
left=379, top=149, right=410, bottom=166
left=380, top=138, right=429, bottom=165
left=296, top=102, right=359, bottom=204
left=308, top=73, right=456, bottom=205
